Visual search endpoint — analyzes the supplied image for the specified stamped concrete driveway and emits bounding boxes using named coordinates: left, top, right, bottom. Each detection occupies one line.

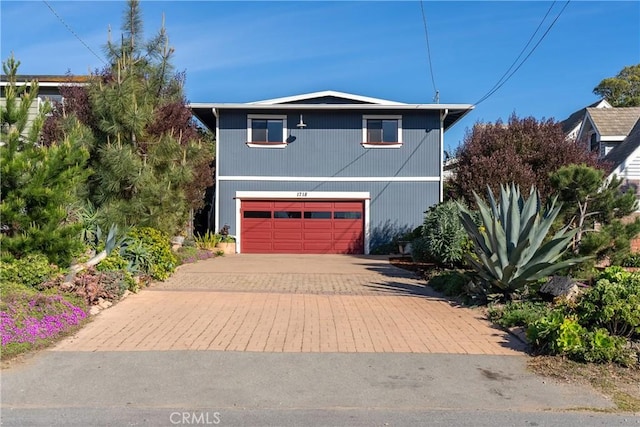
left=54, top=255, right=525, bottom=354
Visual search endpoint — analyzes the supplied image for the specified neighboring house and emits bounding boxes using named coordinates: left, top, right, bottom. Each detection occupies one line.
left=563, top=101, right=640, bottom=210
left=0, top=75, right=88, bottom=137
left=577, top=106, right=640, bottom=158
left=191, top=90, right=473, bottom=254
left=560, top=99, right=611, bottom=141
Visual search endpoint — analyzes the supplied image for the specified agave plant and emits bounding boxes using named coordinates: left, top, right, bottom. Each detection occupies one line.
left=457, top=184, right=588, bottom=298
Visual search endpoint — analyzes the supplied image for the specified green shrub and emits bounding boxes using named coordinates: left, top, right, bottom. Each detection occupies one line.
left=96, top=251, right=129, bottom=272
left=410, top=237, right=431, bottom=263
left=576, top=267, right=640, bottom=338
left=428, top=270, right=469, bottom=297
left=0, top=254, right=59, bottom=288
left=126, top=227, right=176, bottom=280
left=122, top=239, right=152, bottom=274
left=487, top=300, right=551, bottom=328
left=621, top=253, right=640, bottom=268
left=422, top=201, right=469, bottom=267
left=579, top=329, right=634, bottom=366
left=96, top=251, right=136, bottom=292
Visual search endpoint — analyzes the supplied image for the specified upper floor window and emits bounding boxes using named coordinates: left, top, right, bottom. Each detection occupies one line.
left=362, top=115, right=402, bottom=148
left=247, top=114, right=288, bottom=148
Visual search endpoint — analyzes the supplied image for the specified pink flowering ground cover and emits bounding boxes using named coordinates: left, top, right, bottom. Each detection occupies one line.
left=1, top=292, right=87, bottom=354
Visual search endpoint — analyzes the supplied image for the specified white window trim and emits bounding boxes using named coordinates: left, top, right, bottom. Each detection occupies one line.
left=362, top=115, right=402, bottom=148
left=247, top=114, right=288, bottom=147
left=235, top=191, right=371, bottom=254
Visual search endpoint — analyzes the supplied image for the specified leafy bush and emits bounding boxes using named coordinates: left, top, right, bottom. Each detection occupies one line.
left=524, top=267, right=640, bottom=366
left=621, top=253, right=640, bottom=268
left=96, top=251, right=137, bottom=292
left=410, top=237, right=431, bottom=263
left=576, top=267, right=640, bottom=338
left=0, top=254, right=59, bottom=288
left=487, top=300, right=551, bottom=328
left=422, top=201, right=469, bottom=267
left=121, top=239, right=152, bottom=275
left=428, top=270, right=470, bottom=297
left=126, top=227, right=177, bottom=280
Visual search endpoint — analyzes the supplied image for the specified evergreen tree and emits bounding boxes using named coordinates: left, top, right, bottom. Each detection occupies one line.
left=0, top=55, right=91, bottom=266
left=550, top=164, right=639, bottom=263
left=79, top=0, right=213, bottom=235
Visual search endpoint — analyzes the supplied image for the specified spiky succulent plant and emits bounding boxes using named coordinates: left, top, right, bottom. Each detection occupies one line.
left=458, top=184, right=588, bottom=297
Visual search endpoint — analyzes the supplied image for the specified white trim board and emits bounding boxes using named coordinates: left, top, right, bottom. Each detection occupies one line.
left=235, top=190, right=371, bottom=254
left=219, top=176, right=440, bottom=182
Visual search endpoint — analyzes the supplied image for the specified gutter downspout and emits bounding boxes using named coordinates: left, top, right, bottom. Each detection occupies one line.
left=440, top=108, right=448, bottom=203
left=213, top=107, right=220, bottom=233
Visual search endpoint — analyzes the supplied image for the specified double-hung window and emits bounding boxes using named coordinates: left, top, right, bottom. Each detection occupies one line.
left=362, top=115, right=402, bottom=148
left=247, top=115, right=288, bottom=148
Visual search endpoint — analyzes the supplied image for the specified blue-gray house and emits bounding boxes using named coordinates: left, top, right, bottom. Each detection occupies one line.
left=191, top=90, right=473, bottom=254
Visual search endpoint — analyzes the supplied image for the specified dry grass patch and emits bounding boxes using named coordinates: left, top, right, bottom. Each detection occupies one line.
left=528, top=356, right=640, bottom=412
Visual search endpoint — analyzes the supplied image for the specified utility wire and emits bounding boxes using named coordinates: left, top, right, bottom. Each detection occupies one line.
left=420, top=0, right=438, bottom=103
left=474, top=0, right=571, bottom=106
left=475, top=1, right=557, bottom=106
left=42, top=0, right=107, bottom=65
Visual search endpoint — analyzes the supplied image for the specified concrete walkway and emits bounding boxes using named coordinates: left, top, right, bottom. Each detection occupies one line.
left=54, top=255, right=525, bottom=355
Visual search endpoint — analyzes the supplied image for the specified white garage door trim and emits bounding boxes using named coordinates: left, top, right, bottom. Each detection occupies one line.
left=235, top=191, right=371, bottom=254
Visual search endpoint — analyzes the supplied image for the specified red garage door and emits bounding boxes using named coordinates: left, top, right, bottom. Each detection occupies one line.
left=241, top=200, right=364, bottom=254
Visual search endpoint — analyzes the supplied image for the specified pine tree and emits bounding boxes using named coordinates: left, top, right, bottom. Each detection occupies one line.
left=0, top=54, right=91, bottom=266
left=83, top=0, right=213, bottom=235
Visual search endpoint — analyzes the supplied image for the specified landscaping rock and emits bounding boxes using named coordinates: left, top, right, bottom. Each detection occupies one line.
left=540, top=276, right=582, bottom=301
left=121, top=290, right=132, bottom=299
left=97, top=298, right=113, bottom=309
left=89, top=306, right=101, bottom=316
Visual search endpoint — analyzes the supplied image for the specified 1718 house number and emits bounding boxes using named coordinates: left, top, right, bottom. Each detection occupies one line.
left=296, top=192, right=308, bottom=197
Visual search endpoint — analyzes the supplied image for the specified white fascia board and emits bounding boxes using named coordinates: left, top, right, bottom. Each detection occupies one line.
left=219, top=176, right=440, bottom=182
left=249, top=90, right=407, bottom=106
left=600, top=135, right=628, bottom=142
left=198, top=103, right=474, bottom=111
left=576, top=112, right=596, bottom=142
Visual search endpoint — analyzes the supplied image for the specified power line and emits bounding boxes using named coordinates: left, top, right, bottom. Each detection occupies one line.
left=474, top=0, right=571, bottom=107
left=475, top=1, right=557, bottom=106
left=42, top=0, right=107, bottom=66
left=420, top=0, right=438, bottom=103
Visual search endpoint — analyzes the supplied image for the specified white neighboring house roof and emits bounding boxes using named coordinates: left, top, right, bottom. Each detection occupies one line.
left=249, top=90, right=407, bottom=105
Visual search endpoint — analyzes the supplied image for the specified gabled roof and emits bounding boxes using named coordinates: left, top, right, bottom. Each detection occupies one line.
left=190, top=90, right=474, bottom=132
left=606, top=118, right=640, bottom=175
left=249, top=90, right=407, bottom=106
left=586, top=107, right=640, bottom=137
left=560, top=99, right=610, bottom=135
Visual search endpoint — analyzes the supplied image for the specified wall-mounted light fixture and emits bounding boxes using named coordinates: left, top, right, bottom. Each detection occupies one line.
left=296, top=114, right=307, bottom=129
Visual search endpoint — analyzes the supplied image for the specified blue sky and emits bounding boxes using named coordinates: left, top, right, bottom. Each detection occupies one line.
left=1, top=1, right=638, bottom=152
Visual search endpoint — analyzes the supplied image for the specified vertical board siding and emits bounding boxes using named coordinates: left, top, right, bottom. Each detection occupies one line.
left=218, top=110, right=441, bottom=177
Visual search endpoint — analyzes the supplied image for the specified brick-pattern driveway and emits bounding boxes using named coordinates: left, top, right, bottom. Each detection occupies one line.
left=54, top=255, right=525, bottom=355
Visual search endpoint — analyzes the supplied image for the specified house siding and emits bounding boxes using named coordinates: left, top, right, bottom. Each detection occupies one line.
left=218, top=180, right=439, bottom=251
left=217, top=110, right=441, bottom=178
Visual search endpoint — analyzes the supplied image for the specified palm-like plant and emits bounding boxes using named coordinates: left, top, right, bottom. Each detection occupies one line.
left=458, top=184, right=588, bottom=299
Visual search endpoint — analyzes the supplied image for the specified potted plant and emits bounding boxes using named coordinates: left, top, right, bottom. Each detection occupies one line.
left=215, top=225, right=236, bottom=254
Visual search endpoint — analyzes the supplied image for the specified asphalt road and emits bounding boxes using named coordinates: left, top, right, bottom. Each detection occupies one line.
left=3, top=351, right=638, bottom=426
